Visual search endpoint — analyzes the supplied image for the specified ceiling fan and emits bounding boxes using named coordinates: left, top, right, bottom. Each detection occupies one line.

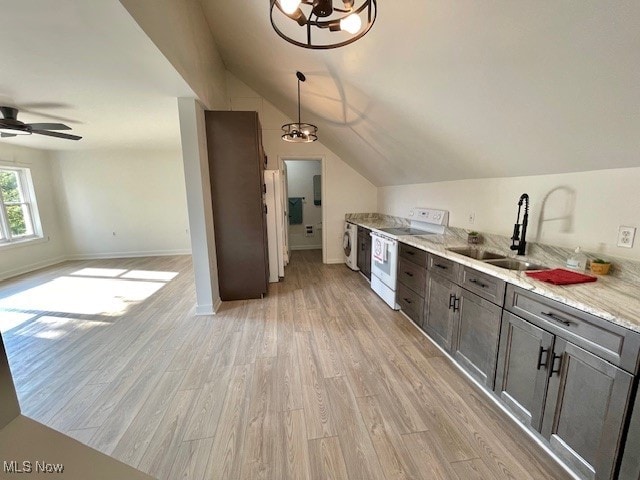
left=0, top=106, right=81, bottom=141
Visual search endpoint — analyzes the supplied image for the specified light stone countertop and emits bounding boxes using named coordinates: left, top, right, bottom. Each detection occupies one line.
left=348, top=217, right=640, bottom=334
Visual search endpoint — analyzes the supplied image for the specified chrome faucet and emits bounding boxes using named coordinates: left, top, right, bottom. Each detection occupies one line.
left=510, top=193, right=529, bottom=256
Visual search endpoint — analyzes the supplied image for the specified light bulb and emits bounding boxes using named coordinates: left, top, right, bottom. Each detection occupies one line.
left=339, top=13, right=362, bottom=34
left=280, top=0, right=301, bottom=15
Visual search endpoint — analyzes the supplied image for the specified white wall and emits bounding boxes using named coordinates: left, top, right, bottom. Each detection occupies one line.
left=285, top=160, right=322, bottom=250
left=53, top=148, right=191, bottom=259
left=227, top=73, right=377, bottom=263
left=120, top=0, right=228, bottom=110
left=379, top=167, right=640, bottom=261
left=0, top=144, right=66, bottom=281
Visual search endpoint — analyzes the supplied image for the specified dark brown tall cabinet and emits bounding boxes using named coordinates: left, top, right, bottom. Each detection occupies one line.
left=205, top=111, right=269, bottom=300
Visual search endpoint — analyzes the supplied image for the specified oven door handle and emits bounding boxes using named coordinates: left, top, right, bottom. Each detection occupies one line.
left=370, top=233, right=396, bottom=244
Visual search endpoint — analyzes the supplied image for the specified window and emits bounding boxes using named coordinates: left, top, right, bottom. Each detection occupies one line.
left=0, top=166, right=42, bottom=245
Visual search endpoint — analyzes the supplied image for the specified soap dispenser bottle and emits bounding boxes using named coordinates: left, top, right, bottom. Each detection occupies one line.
left=566, top=247, right=587, bottom=271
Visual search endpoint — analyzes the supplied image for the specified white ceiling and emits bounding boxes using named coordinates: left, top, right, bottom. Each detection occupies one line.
left=201, top=1, right=640, bottom=186
left=2, top=2, right=637, bottom=186
left=0, top=1, right=195, bottom=151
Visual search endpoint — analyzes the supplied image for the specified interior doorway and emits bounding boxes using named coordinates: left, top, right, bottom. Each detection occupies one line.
left=283, top=159, right=324, bottom=260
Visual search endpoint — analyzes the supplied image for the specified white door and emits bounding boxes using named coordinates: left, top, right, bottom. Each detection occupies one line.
left=264, top=171, right=280, bottom=283
left=272, top=170, right=286, bottom=277
left=281, top=161, right=290, bottom=265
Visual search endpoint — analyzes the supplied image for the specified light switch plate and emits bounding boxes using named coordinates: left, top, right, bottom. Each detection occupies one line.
left=617, top=226, right=636, bottom=248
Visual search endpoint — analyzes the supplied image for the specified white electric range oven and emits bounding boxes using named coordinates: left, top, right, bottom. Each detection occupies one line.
left=370, top=208, right=449, bottom=310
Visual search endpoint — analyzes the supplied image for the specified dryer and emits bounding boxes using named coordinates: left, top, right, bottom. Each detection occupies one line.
left=343, top=222, right=359, bottom=271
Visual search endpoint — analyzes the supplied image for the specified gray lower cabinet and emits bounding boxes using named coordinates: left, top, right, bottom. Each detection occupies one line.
left=542, top=338, right=633, bottom=480
left=422, top=271, right=457, bottom=352
left=396, top=243, right=427, bottom=323
left=357, top=226, right=371, bottom=279
left=495, top=311, right=553, bottom=431
left=620, top=388, right=640, bottom=479
left=453, top=289, right=503, bottom=389
left=498, top=285, right=639, bottom=480
left=398, top=251, right=639, bottom=480
left=423, top=257, right=505, bottom=385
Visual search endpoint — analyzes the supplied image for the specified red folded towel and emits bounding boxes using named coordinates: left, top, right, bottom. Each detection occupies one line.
left=525, top=269, right=597, bottom=285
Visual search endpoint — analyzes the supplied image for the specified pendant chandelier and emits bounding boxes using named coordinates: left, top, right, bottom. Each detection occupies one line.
left=270, top=0, right=377, bottom=50
left=281, top=71, right=318, bottom=143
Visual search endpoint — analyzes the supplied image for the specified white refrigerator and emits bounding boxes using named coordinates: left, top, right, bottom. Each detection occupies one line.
left=264, top=170, right=288, bottom=282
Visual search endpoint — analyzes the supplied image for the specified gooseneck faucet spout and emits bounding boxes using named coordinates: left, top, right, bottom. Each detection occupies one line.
left=510, top=193, right=529, bottom=256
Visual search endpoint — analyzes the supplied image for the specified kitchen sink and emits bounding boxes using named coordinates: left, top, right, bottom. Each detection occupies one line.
left=446, top=247, right=506, bottom=261
left=484, top=258, right=548, bottom=271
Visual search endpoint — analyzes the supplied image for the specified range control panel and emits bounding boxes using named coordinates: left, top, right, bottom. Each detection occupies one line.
left=409, top=208, right=449, bottom=226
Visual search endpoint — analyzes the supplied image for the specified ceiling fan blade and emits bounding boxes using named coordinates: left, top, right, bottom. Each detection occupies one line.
left=1, top=132, right=17, bottom=138
left=32, top=129, right=82, bottom=141
left=27, top=123, right=71, bottom=130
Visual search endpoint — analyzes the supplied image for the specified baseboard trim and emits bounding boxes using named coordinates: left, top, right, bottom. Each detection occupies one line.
left=212, top=297, right=222, bottom=314
left=66, top=249, right=192, bottom=260
left=326, top=258, right=345, bottom=265
left=0, top=255, right=67, bottom=282
left=289, top=245, right=322, bottom=251
left=195, top=303, right=214, bottom=316
left=1, top=250, right=192, bottom=282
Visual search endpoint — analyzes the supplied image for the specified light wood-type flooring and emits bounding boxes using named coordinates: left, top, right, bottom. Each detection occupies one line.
left=0, top=250, right=572, bottom=479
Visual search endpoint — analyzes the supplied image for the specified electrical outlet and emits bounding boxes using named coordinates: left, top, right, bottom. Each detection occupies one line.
left=305, top=225, right=314, bottom=237
left=468, top=212, right=475, bottom=225
left=617, top=226, right=636, bottom=248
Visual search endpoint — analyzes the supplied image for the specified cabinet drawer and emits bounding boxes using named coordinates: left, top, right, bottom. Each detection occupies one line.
left=397, top=282, right=424, bottom=324
left=397, top=257, right=426, bottom=295
left=427, top=254, right=458, bottom=282
left=459, top=266, right=506, bottom=306
left=505, top=285, right=640, bottom=374
left=399, top=242, right=427, bottom=267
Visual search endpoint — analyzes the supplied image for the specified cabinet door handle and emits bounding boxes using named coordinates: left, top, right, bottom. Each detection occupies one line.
left=541, top=311, right=575, bottom=327
left=406, top=251, right=415, bottom=256
left=434, top=263, right=448, bottom=270
left=453, top=296, right=460, bottom=312
left=404, top=271, right=414, bottom=277
left=448, top=293, right=456, bottom=310
left=549, top=353, right=563, bottom=378
left=536, top=346, right=550, bottom=370
left=403, top=298, right=412, bottom=304
left=469, top=278, right=487, bottom=288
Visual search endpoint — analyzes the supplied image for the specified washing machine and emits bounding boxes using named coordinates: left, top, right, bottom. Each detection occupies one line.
left=343, top=222, right=359, bottom=271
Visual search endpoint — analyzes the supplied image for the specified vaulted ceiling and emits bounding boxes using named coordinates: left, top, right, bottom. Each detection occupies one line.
left=0, top=1, right=195, bottom=151
left=1, top=2, right=638, bottom=187
left=200, top=1, right=640, bottom=186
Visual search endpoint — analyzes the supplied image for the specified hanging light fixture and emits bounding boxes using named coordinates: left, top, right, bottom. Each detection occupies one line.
left=270, top=0, right=377, bottom=50
left=282, top=71, right=318, bottom=143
